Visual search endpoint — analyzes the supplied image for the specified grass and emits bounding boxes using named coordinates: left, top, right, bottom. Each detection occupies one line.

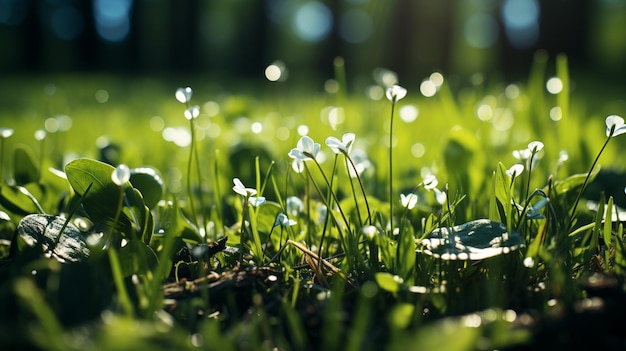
left=1, top=54, right=626, bottom=350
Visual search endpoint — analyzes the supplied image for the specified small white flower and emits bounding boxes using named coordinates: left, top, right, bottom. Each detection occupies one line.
left=0, top=128, right=14, bottom=139
left=385, top=85, right=407, bottom=103
left=400, top=193, right=418, bottom=210
left=184, top=105, right=200, bottom=120
left=232, top=178, right=257, bottom=197
left=558, top=150, right=569, bottom=166
left=175, top=87, right=193, bottom=104
left=249, top=196, right=266, bottom=207
left=527, top=141, right=544, bottom=154
left=348, top=149, right=371, bottom=178
left=288, top=136, right=320, bottom=161
left=527, top=197, right=549, bottom=219
left=325, top=133, right=355, bottom=155
left=274, top=213, right=297, bottom=227
left=291, top=159, right=305, bottom=174
left=605, top=115, right=626, bottom=137
left=286, top=196, right=304, bottom=216
left=423, top=174, right=438, bottom=190
left=362, top=225, right=378, bottom=240
left=112, top=164, right=131, bottom=186
left=506, top=164, right=525, bottom=178
left=512, top=148, right=532, bottom=161
left=433, top=188, right=447, bottom=205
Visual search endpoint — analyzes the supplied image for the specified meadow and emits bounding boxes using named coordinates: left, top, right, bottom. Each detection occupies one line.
left=1, top=53, right=625, bottom=350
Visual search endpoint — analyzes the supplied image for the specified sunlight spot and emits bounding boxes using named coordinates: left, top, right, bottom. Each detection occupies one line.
left=463, top=313, right=482, bottom=328
left=492, top=108, right=514, bottom=131
left=44, top=117, right=59, bottom=133
left=93, top=0, right=133, bottom=42
left=95, top=89, right=109, bottom=103
left=549, top=106, right=562, bottom=121
left=523, top=257, right=535, bottom=268
left=276, top=126, right=290, bottom=141
left=501, top=0, right=539, bottom=49
left=477, top=104, right=493, bottom=121
left=411, top=143, right=425, bottom=158
left=328, top=107, right=345, bottom=130
left=366, top=85, right=384, bottom=100
left=504, top=309, right=517, bottom=322
left=203, top=101, right=220, bottom=117
left=264, top=66, right=279, bottom=82
left=297, top=125, right=309, bottom=136
left=399, top=105, right=419, bottom=123
left=294, top=1, right=332, bottom=42
left=546, top=77, right=563, bottom=94
left=233, top=117, right=250, bottom=133
left=34, top=129, right=46, bottom=141
left=251, top=122, right=263, bottom=134
left=547, top=299, right=558, bottom=307
left=505, top=84, right=520, bottom=99
left=420, top=79, right=437, bottom=97
left=150, top=116, right=164, bottom=132
left=206, top=124, right=221, bottom=138
left=429, top=72, right=444, bottom=87
left=162, top=127, right=191, bottom=147
left=324, top=79, right=339, bottom=94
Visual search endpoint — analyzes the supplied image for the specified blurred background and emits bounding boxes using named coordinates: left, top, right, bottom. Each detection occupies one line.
left=1, top=0, right=626, bottom=88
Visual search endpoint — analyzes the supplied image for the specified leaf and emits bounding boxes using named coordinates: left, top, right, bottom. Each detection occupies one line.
left=65, top=158, right=133, bottom=234
left=17, top=214, right=90, bottom=263
left=130, top=167, right=164, bottom=209
left=12, top=144, right=39, bottom=185
left=552, top=165, right=600, bottom=194
left=375, top=272, right=402, bottom=293
left=418, top=219, right=524, bottom=260
left=118, top=239, right=158, bottom=277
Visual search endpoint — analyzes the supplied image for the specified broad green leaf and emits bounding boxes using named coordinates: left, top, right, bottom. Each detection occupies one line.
left=65, top=158, right=133, bottom=233
left=12, top=144, right=39, bottom=185
left=130, top=167, right=163, bottom=209
left=0, top=184, right=44, bottom=215
left=375, top=272, right=402, bottom=293
left=118, top=239, right=158, bottom=277
left=418, top=219, right=524, bottom=260
left=552, top=165, right=600, bottom=194
left=17, top=214, right=90, bottom=263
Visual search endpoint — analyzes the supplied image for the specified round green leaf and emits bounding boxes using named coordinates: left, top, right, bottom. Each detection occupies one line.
left=130, top=167, right=164, bottom=209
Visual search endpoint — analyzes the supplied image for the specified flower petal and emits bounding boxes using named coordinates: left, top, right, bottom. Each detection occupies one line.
left=386, top=85, right=407, bottom=103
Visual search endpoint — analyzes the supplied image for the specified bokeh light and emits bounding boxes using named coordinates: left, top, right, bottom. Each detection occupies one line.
left=294, top=2, right=332, bottom=42
left=93, top=0, right=133, bottom=42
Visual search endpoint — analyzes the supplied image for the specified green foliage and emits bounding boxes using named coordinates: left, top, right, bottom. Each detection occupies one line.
left=1, top=60, right=626, bottom=350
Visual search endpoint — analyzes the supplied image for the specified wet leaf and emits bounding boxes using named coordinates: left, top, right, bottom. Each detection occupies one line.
left=418, top=219, right=524, bottom=260
left=17, top=214, right=90, bottom=263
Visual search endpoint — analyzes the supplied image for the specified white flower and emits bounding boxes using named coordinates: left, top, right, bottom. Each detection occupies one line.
left=288, top=136, right=320, bottom=161
left=112, top=164, right=130, bottom=186
left=291, top=159, right=305, bottom=174
left=348, top=149, right=371, bottom=178
left=558, top=150, right=569, bottom=166
left=423, top=174, right=438, bottom=190
left=386, top=85, right=407, bottom=103
left=400, top=193, right=418, bottom=210
left=527, top=141, right=544, bottom=154
left=184, top=105, right=200, bottom=120
left=286, top=196, right=304, bottom=216
left=506, top=164, right=525, bottom=178
left=433, top=188, right=447, bottom=205
left=0, top=128, right=14, bottom=139
left=527, top=197, right=549, bottom=219
left=512, top=148, right=532, bottom=161
left=249, top=196, right=266, bottom=207
left=606, top=115, right=626, bottom=137
left=232, top=178, right=257, bottom=197
left=325, top=133, right=355, bottom=155
left=274, top=213, right=297, bottom=227
left=362, top=225, right=378, bottom=240
left=175, top=87, right=193, bottom=104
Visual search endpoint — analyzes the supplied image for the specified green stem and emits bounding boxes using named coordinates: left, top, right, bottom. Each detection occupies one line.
left=568, top=134, right=612, bottom=229
left=346, top=154, right=372, bottom=225
left=186, top=118, right=198, bottom=230
left=389, top=101, right=396, bottom=234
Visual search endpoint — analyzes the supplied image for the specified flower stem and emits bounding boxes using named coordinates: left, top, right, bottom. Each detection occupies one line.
left=346, top=155, right=372, bottom=225
left=389, top=100, right=396, bottom=234
left=568, top=134, right=612, bottom=229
